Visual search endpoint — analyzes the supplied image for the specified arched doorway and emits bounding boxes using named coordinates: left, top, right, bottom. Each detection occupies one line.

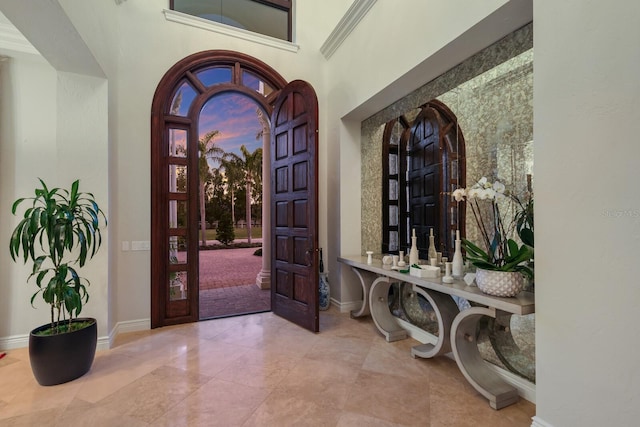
left=382, top=101, right=466, bottom=260
left=196, top=92, right=269, bottom=320
left=150, top=51, right=319, bottom=331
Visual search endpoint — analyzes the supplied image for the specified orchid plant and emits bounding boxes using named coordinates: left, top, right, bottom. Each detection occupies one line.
left=452, top=177, right=534, bottom=279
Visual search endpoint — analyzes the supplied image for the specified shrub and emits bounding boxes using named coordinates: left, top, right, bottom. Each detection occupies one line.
left=216, top=213, right=235, bottom=245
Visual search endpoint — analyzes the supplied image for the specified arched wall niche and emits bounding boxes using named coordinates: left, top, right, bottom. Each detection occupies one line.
left=360, top=23, right=535, bottom=385
left=362, top=23, right=533, bottom=258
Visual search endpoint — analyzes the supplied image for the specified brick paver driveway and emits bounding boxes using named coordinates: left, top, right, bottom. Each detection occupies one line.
left=198, top=247, right=270, bottom=319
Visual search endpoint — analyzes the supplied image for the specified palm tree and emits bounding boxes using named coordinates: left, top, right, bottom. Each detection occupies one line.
left=220, top=157, right=244, bottom=227
left=198, top=130, right=224, bottom=246
left=225, top=145, right=262, bottom=243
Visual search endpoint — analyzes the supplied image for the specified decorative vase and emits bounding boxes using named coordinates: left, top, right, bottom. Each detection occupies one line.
left=409, top=229, right=419, bottom=266
left=319, top=272, right=330, bottom=310
left=452, top=230, right=464, bottom=278
left=427, top=228, right=437, bottom=262
left=475, top=268, right=524, bottom=297
left=319, top=248, right=330, bottom=310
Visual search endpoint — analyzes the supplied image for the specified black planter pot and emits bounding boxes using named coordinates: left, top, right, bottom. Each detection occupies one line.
left=29, top=318, right=97, bottom=386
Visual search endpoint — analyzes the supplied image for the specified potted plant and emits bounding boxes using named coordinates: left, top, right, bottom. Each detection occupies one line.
left=452, top=177, right=533, bottom=297
left=9, top=178, right=107, bottom=385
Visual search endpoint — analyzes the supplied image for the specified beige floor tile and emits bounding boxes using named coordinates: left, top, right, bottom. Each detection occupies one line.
left=363, top=338, right=433, bottom=380
left=150, top=378, right=269, bottom=427
left=0, top=355, right=35, bottom=405
left=56, top=398, right=150, bottom=427
left=243, top=392, right=342, bottom=427
left=214, top=349, right=297, bottom=390
left=76, top=351, right=167, bottom=403
left=304, top=332, right=375, bottom=369
left=0, top=373, right=83, bottom=421
left=274, top=357, right=361, bottom=410
left=109, top=328, right=200, bottom=364
left=0, top=309, right=536, bottom=426
left=343, top=369, right=431, bottom=425
left=337, top=411, right=409, bottom=427
left=95, top=365, right=212, bottom=423
left=164, top=338, right=252, bottom=377
left=0, top=407, right=62, bottom=427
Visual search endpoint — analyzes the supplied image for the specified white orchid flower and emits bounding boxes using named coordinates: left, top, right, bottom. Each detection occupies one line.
left=467, top=188, right=481, bottom=199
left=493, top=181, right=506, bottom=194
left=478, top=177, right=488, bottom=187
left=452, top=188, right=466, bottom=202
left=478, top=188, right=496, bottom=200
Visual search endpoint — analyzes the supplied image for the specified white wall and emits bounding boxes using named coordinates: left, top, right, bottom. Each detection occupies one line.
left=533, top=1, right=640, bottom=426
left=0, top=0, right=349, bottom=341
left=0, top=57, right=109, bottom=343
left=0, top=56, right=57, bottom=342
left=324, top=0, right=532, bottom=308
left=56, top=71, right=109, bottom=338
left=57, top=0, right=350, bottom=329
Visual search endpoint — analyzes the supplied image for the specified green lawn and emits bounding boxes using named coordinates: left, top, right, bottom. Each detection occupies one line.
left=200, top=227, right=263, bottom=241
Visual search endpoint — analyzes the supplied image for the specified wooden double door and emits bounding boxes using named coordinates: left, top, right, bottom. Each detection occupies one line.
left=151, top=51, right=319, bottom=332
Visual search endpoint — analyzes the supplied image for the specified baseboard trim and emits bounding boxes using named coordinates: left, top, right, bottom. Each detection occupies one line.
left=332, top=299, right=362, bottom=313
left=0, top=334, right=28, bottom=350
left=531, top=416, right=554, bottom=427
left=1, top=333, right=111, bottom=352
left=108, top=318, right=150, bottom=348
left=2, top=318, right=152, bottom=351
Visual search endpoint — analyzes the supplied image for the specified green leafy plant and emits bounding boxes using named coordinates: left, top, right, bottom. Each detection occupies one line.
left=215, top=212, right=235, bottom=245
left=9, top=179, right=107, bottom=335
left=452, top=177, right=533, bottom=279
left=513, top=196, right=534, bottom=247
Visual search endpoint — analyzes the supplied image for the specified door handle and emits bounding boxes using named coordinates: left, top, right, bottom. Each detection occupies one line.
left=305, top=247, right=319, bottom=267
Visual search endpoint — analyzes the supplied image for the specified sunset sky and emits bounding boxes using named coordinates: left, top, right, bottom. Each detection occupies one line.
left=199, top=92, right=263, bottom=162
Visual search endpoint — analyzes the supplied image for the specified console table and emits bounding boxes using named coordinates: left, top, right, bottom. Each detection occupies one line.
left=338, top=255, right=535, bottom=410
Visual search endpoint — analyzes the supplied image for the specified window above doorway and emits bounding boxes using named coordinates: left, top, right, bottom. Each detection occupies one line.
left=170, top=0, right=292, bottom=42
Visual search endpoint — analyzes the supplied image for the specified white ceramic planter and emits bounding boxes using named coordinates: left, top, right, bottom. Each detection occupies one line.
left=475, top=268, right=524, bottom=297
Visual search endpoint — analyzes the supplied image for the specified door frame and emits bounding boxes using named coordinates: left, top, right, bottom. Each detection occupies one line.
left=150, top=51, right=288, bottom=328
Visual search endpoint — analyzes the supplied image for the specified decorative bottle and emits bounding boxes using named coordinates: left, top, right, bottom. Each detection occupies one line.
left=319, top=248, right=330, bottom=310
left=452, top=230, right=464, bottom=278
left=427, top=228, right=437, bottom=262
left=409, top=229, right=419, bottom=266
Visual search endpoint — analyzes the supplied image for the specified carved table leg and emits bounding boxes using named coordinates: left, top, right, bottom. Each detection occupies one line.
left=349, top=267, right=377, bottom=318
left=410, top=285, right=460, bottom=358
left=451, top=307, right=519, bottom=409
left=369, top=276, right=407, bottom=342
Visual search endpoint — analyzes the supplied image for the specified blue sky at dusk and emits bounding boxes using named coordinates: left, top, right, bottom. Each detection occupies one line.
left=199, top=92, right=263, bottom=162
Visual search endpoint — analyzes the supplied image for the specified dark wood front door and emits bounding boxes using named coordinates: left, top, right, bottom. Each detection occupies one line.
left=409, top=108, right=442, bottom=259
left=406, top=101, right=466, bottom=260
left=270, top=80, right=319, bottom=332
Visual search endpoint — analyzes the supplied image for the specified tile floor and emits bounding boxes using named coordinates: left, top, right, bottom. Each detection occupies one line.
left=0, top=307, right=535, bottom=426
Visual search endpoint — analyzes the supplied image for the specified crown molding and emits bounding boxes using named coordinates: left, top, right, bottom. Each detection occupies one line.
left=163, top=9, right=299, bottom=53
left=320, top=0, right=377, bottom=60
left=0, top=22, right=39, bottom=56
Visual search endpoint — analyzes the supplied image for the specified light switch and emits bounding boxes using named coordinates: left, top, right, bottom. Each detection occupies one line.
left=122, top=241, right=130, bottom=251
left=131, top=240, right=150, bottom=251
